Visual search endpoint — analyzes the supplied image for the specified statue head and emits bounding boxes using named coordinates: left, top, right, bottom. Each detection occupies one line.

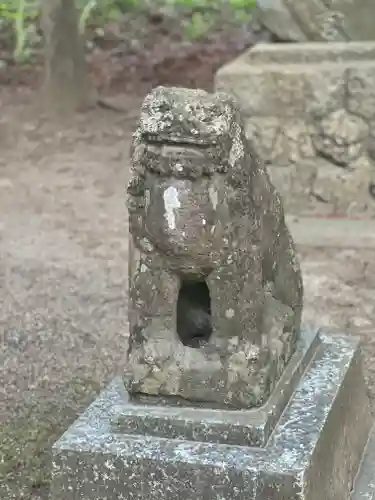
left=127, top=86, right=254, bottom=277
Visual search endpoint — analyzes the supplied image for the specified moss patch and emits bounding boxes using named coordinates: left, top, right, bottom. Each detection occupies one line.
left=0, top=377, right=101, bottom=499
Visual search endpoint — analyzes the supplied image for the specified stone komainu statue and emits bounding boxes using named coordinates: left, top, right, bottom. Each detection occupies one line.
left=125, top=86, right=303, bottom=409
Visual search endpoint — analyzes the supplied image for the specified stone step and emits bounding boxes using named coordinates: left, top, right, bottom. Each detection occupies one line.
left=286, top=216, right=375, bottom=248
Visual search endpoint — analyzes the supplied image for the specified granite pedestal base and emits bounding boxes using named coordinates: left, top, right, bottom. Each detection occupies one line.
left=50, top=331, right=374, bottom=500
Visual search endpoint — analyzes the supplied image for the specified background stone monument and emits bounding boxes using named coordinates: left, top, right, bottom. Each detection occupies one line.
left=50, top=87, right=374, bottom=500
left=215, top=42, right=375, bottom=217
left=255, top=0, right=375, bottom=43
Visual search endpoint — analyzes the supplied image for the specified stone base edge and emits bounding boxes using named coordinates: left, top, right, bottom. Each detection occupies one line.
left=113, top=328, right=320, bottom=447
left=50, top=334, right=373, bottom=500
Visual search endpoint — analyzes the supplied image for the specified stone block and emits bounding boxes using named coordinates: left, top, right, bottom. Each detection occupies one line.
left=255, top=0, right=375, bottom=43
left=115, top=329, right=318, bottom=447
left=216, top=63, right=345, bottom=119
left=215, top=41, right=375, bottom=217
left=50, top=333, right=373, bottom=500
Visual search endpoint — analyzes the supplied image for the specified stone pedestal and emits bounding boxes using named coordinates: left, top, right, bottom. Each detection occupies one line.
left=51, top=330, right=374, bottom=500
left=215, top=41, right=375, bottom=217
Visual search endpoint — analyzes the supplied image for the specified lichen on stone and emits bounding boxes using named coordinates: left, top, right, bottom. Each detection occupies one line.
left=125, top=86, right=303, bottom=409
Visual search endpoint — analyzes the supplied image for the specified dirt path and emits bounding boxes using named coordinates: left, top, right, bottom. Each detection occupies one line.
left=0, top=89, right=137, bottom=419
left=0, top=89, right=138, bottom=499
left=0, top=88, right=374, bottom=499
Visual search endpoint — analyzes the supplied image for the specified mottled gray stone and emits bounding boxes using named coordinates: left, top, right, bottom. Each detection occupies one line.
left=125, top=86, right=303, bottom=409
left=216, top=61, right=345, bottom=119
left=243, top=40, right=375, bottom=64
left=347, top=65, right=375, bottom=121
left=312, top=109, right=369, bottom=167
left=286, top=216, right=375, bottom=249
left=50, top=333, right=373, bottom=500
left=215, top=42, right=375, bottom=217
left=352, top=429, right=375, bottom=500
left=115, top=328, right=318, bottom=447
left=309, top=157, right=375, bottom=213
left=256, top=0, right=375, bottom=42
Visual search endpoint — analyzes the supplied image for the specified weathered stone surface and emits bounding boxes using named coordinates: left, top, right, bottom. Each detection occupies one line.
left=310, top=158, right=375, bottom=215
left=347, top=65, right=375, bottom=121
left=217, top=63, right=345, bottom=119
left=312, top=109, right=369, bottom=167
left=246, top=119, right=315, bottom=165
left=215, top=42, right=375, bottom=217
left=286, top=216, right=375, bottom=248
left=267, top=164, right=318, bottom=215
left=50, top=333, right=373, bottom=500
left=352, top=430, right=375, bottom=500
left=256, top=0, right=375, bottom=43
left=116, top=329, right=319, bottom=447
left=244, top=41, right=375, bottom=64
left=125, top=86, right=303, bottom=409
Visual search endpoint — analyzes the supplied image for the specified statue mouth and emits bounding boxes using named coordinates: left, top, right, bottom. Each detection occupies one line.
left=144, top=135, right=213, bottom=149
left=140, top=139, right=220, bottom=179
left=177, top=279, right=212, bottom=349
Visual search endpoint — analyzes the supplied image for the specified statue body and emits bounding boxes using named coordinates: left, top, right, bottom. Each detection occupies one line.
left=125, top=87, right=303, bottom=409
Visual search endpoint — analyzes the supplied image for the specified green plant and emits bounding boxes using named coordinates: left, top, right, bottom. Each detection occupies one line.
left=0, top=0, right=132, bottom=61
left=77, top=0, right=139, bottom=33
left=183, top=11, right=214, bottom=40
left=0, top=0, right=39, bottom=62
left=79, top=0, right=97, bottom=33
left=180, top=0, right=256, bottom=41
left=0, top=0, right=257, bottom=62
